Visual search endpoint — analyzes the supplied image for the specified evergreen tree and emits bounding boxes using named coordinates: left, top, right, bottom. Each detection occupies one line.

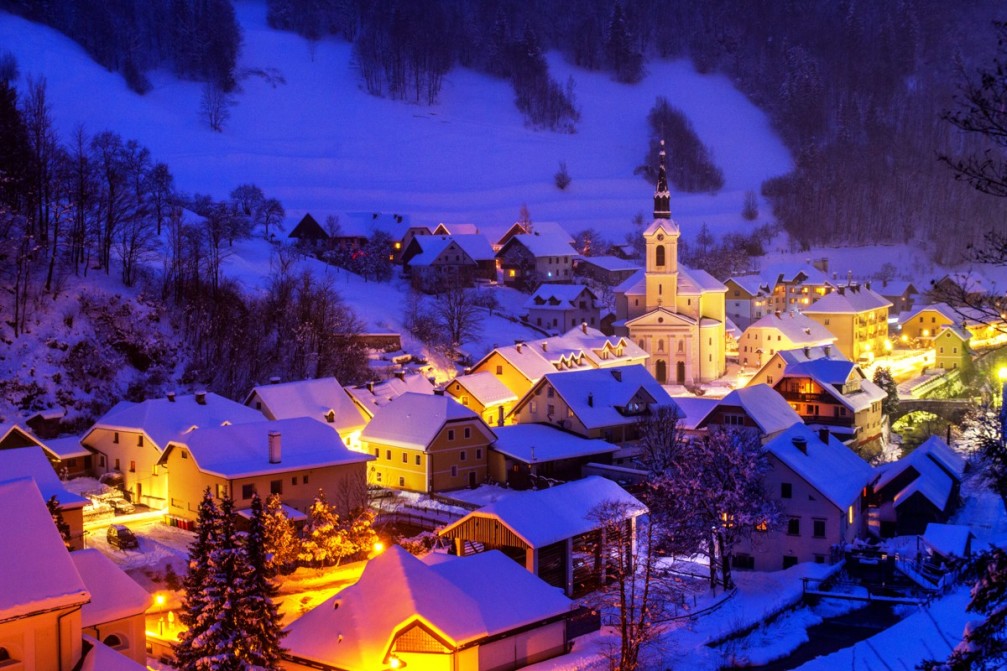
left=341, top=507, right=378, bottom=558
left=262, top=492, right=300, bottom=575
left=234, top=494, right=285, bottom=669
left=872, top=366, right=900, bottom=418
left=299, top=489, right=348, bottom=566
left=46, top=495, right=72, bottom=550
left=194, top=495, right=245, bottom=670
left=175, top=489, right=222, bottom=668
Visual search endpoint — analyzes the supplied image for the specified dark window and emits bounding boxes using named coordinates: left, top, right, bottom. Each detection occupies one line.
left=787, top=518, right=800, bottom=536
left=402, top=453, right=408, bottom=463
left=129, top=460, right=136, bottom=473
left=448, top=429, right=455, bottom=441
left=399, top=477, right=405, bottom=487
left=415, top=455, right=421, bottom=465
left=495, top=365, right=503, bottom=375
left=270, top=480, right=282, bottom=495
left=386, top=450, right=391, bottom=460
left=732, top=554, right=755, bottom=570
left=783, top=556, right=799, bottom=569
left=813, top=519, right=826, bottom=538
left=242, top=484, right=255, bottom=499
left=451, top=465, right=458, bottom=477
left=291, top=477, right=297, bottom=486
left=303, top=476, right=308, bottom=485
left=113, top=432, right=119, bottom=444
left=476, top=448, right=482, bottom=459
left=138, top=435, right=144, bottom=447
left=781, top=483, right=792, bottom=499
left=464, top=427, right=471, bottom=439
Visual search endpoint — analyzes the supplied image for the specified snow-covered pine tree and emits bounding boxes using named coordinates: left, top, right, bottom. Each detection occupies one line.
left=263, top=492, right=300, bottom=575
left=234, top=493, right=285, bottom=669
left=298, top=489, right=345, bottom=566
left=342, top=506, right=378, bottom=559
left=175, top=489, right=222, bottom=668
left=193, top=495, right=246, bottom=670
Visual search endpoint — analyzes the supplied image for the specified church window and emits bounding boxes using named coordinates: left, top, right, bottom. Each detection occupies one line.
left=657, top=340, right=665, bottom=353
left=638, top=340, right=645, bottom=350
left=658, top=284, right=662, bottom=295
left=678, top=340, right=684, bottom=353
left=655, top=246, right=666, bottom=267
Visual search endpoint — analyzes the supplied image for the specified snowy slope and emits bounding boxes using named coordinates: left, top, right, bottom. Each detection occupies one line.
left=0, top=0, right=791, bottom=246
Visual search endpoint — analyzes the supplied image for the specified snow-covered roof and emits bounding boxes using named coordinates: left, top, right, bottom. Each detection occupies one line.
left=449, top=233, right=495, bottom=261
left=902, top=302, right=960, bottom=325
left=923, top=523, right=972, bottom=559
left=893, top=464, right=953, bottom=512
left=162, top=417, right=372, bottom=479
left=40, top=435, right=91, bottom=460
left=678, top=265, right=727, bottom=294
left=614, top=269, right=645, bottom=295
left=576, top=255, right=641, bottom=272
left=338, top=211, right=419, bottom=239
left=802, top=285, right=891, bottom=314
left=441, top=476, right=646, bottom=548
left=671, top=396, right=719, bottom=430
left=642, top=218, right=680, bottom=237
left=434, top=222, right=479, bottom=236
left=538, top=365, right=678, bottom=430
left=284, top=546, right=571, bottom=670
left=763, top=423, right=873, bottom=510
left=0, top=447, right=88, bottom=508
left=761, top=262, right=832, bottom=287
left=877, top=280, right=917, bottom=296
left=744, top=311, right=836, bottom=345
left=504, top=231, right=577, bottom=258
left=727, top=274, right=769, bottom=296
left=361, top=392, right=488, bottom=450
left=449, top=372, right=518, bottom=407
left=491, top=424, right=619, bottom=463
left=408, top=236, right=475, bottom=267
left=524, top=283, right=597, bottom=311
left=71, top=549, right=151, bottom=626
left=345, top=373, right=436, bottom=419
left=87, top=392, right=265, bottom=450
left=916, top=435, right=966, bottom=479
left=876, top=441, right=959, bottom=512
left=757, top=345, right=885, bottom=413
left=706, top=385, right=802, bottom=436
left=0, top=478, right=90, bottom=622
left=237, top=502, right=307, bottom=522
left=80, top=635, right=148, bottom=671
left=245, top=377, right=366, bottom=436
left=936, top=324, right=971, bottom=342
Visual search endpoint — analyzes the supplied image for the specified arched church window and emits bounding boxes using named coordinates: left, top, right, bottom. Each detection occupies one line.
left=655, top=245, right=666, bottom=267
left=677, top=339, right=684, bottom=353
left=657, top=339, right=665, bottom=353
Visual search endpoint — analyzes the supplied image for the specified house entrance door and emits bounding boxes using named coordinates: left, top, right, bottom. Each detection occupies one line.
left=655, top=360, right=667, bottom=383
left=676, top=361, right=686, bottom=384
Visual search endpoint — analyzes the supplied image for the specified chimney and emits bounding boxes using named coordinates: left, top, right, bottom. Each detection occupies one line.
left=865, top=280, right=871, bottom=291
left=367, top=381, right=375, bottom=392
left=462, top=367, right=472, bottom=376
left=434, top=388, right=445, bottom=396
left=268, top=431, right=281, bottom=464
left=195, top=390, right=207, bottom=405
left=837, top=286, right=845, bottom=296
left=269, top=376, right=281, bottom=385
left=587, top=392, right=594, bottom=407
left=167, top=391, right=176, bottom=403
left=774, top=310, right=781, bottom=319
left=847, top=270, right=853, bottom=284
left=818, top=428, right=830, bottom=444
left=395, top=371, right=407, bottom=381
left=516, top=342, right=523, bottom=353
left=541, top=342, right=548, bottom=352
left=803, top=346, right=810, bottom=358
left=581, top=321, right=588, bottom=334
left=792, top=435, right=808, bottom=455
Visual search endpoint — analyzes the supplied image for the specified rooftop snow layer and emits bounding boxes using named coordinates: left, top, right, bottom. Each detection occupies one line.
left=71, top=549, right=151, bottom=626
left=361, top=392, right=485, bottom=450
left=345, top=374, right=436, bottom=419
left=89, top=392, right=264, bottom=450
left=164, top=417, right=372, bottom=478
left=246, top=377, right=366, bottom=435
left=709, top=385, right=802, bottom=436
left=0, top=447, right=88, bottom=507
left=491, top=424, right=618, bottom=463
left=803, top=285, right=891, bottom=314
left=0, top=479, right=90, bottom=622
left=540, top=365, right=678, bottom=430
left=745, top=311, right=836, bottom=344
left=450, top=372, right=518, bottom=406
left=763, top=423, right=873, bottom=510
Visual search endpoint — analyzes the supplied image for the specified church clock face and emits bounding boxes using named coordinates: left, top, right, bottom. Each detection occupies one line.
left=656, top=234, right=664, bottom=241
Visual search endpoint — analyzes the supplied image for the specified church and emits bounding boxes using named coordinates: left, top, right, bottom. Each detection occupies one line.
left=613, top=142, right=727, bottom=385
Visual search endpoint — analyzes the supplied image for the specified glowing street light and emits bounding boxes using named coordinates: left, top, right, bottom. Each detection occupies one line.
left=373, top=541, right=385, bottom=555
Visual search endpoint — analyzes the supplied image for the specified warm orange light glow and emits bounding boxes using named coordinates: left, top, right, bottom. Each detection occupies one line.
left=155, top=594, right=166, bottom=607
left=388, top=655, right=402, bottom=669
left=999, top=367, right=1007, bottom=382
left=373, top=541, right=385, bottom=554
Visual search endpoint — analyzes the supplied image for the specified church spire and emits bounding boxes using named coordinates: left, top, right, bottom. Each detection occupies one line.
left=653, top=139, right=671, bottom=220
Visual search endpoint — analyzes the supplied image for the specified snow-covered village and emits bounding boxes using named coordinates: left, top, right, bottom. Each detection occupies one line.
left=1, top=1, right=1007, bottom=670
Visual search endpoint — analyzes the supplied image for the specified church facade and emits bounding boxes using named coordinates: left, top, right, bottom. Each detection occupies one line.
left=613, top=142, right=727, bottom=385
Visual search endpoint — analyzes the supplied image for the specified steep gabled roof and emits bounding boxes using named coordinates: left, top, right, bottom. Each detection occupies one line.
left=441, top=476, right=646, bottom=548
left=450, top=234, right=495, bottom=261
left=449, top=372, right=518, bottom=407
left=916, top=435, right=966, bottom=479
left=763, top=423, right=873, bottom=510
left=71, top=549, right=151, bottom=627
left=345, top=374, right=436, bottom=419
left=642, top=219, right=680, bottom=237
left=361, top=393, right=490, bottom=450
left=284, top=547, right=571, bottom=670
left=745, top=311, right=836, bottom=345
left=501, top=231, right=576, bottom=258
left=803, top=285, right=891, bottom=314
left=524, top=284, right=597, bottom=311
left=288, top=213, right=328, bottom=240
left=726, top=274, right=770, bottom=296
left=703, top=384, right=802, bottom=436
left=0, top=479, right=90, bottom=622
left=246, top=378, right=367, bottom=436
left=162, top=417, right=372, bottom=478
left=678, top=265, right=727, bottom=294
left=535, top=365, right=677, bottom=430
left=409, top=236, right=477, bottom=267
left=0, top=447, right=88, bottom=508
left=902, top=302, right=960, bottom=324
left=86, top=392, right=264, bottom=451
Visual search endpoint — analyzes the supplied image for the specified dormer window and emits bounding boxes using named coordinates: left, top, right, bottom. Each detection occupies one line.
left=326, top=410, right=336, bottom=423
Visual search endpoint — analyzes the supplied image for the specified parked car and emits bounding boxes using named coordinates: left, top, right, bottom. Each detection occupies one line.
left=107, top=524, right=139, bottom=550
left=109, top=497, right=135, bottom=515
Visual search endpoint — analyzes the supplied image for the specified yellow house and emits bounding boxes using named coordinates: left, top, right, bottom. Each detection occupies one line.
left=802, top=283, right=891, bottom=363
left=443, top=371, right=518, bottom=428
left=934, top=325, right=972, bottom=372
left=738, top=310, right=836, bottom=369
left=899, top=303, right=959, bottom=343
left=0, top=479, right=90, bottom=671
left=82, top=391, right=264, bottom=508
left=159, top=417, right=373, bottom=522
left=761, top=262, right=834, bottom=313
left=282, top=546, right=573, bottom=671
left=360, top=392, right=496, bottom=492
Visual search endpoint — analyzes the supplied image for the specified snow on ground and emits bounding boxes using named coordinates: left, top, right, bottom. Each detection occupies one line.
left=0, top=1, right=790, bottom=248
